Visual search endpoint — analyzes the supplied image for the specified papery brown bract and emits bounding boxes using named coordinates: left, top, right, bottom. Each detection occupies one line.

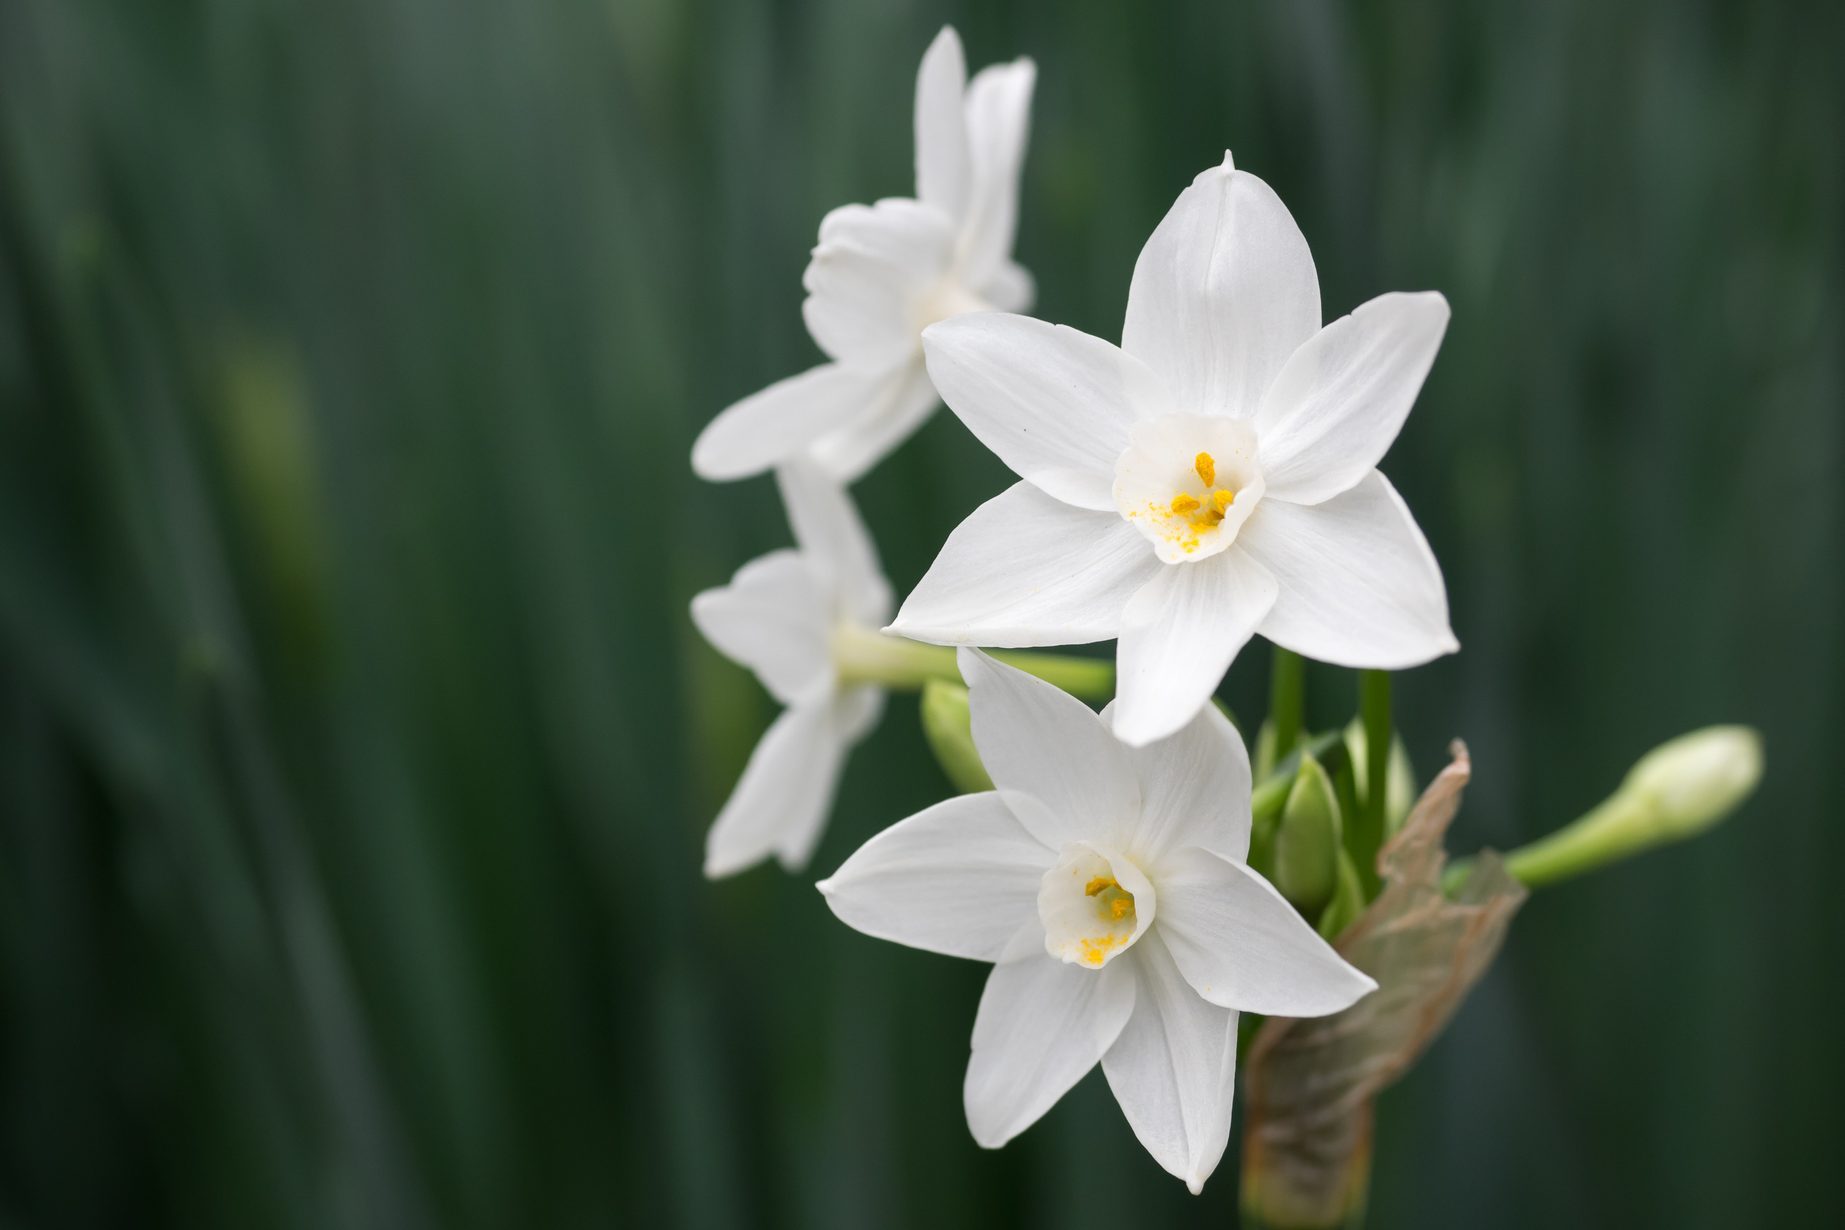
left=1240, top=743, right=1527, bottom=1229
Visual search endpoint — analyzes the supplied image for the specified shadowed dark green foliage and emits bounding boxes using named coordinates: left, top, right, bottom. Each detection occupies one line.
left=1, top=1, right=1837, bottom=1226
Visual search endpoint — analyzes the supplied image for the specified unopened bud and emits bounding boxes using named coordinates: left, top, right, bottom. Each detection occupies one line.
left=1622, top=726, right=1763, bottom=840
left=1497, top=725, right=1763, bottom=890
left=920, top=681, right=993, bottom=795
left=1274, top=752, right=1341, bottom=914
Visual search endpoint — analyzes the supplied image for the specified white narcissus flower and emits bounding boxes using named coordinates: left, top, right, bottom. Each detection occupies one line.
left=690, top=463, right=892, bottom=877
left=819, top=649, right=1374, bottom=1193
left=890, top=152, right=1458, bottom=747
left=692, top=26, right=1036, bottom=484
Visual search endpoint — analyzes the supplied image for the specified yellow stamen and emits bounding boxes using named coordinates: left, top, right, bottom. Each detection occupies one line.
left=1169, top=492, right=1200, bottom=515
left=1084, top=875, right=1118, bottom=897
left=1108, top=896, right=1133, bottom=921
left=1194, top=452, right=1216, bottom=487
left=1213, top=488, right=1235, bottom=512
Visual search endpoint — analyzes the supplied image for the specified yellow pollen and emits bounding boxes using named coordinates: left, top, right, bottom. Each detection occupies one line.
left=1169, top=492, right=1200, bottom=515
left=1194, top=452, right=1216, bottom=487
left=1084, top=875, right=1118, bottom=897
left=1213, top=488, right=1235, bottom=512
left=1108, top=896, right=1133, bottom=921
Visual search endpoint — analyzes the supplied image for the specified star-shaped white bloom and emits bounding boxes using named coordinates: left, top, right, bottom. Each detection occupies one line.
left=691, top=464, right=892, bottom=877
left=819, top=648, right=1374, bottom=1193
left=692, top=26, right=1036, bottom=484
left=889, top=153, right=1459, bottom=746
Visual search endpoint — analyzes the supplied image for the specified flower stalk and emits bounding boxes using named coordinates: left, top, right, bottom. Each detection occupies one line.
left=1269, top=648, right=1306, bottom=761
left=832, top=623, right=1114, bottom=700
left=1445, top=726, right=1762, bottom=893
left=1352, top=670, right=1392, bottom=895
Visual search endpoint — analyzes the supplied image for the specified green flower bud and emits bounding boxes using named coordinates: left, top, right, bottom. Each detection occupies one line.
left=1275, top=752, right=1342, bottom=914
left=1343, top=718, right=1417, bottom=833
left=919, top=681, right=993, bottom=795
left=1315, top=849, right=1367, bottom=940
left=1623, top=725, right=1764, bottom=839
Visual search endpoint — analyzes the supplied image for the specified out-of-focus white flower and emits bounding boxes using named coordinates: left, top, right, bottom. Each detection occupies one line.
left=819, top=649, right=1374, bottom=1192
left=890, top=152, right=1457, bottom=746
left=691, top=464, right=892, bottom=877
left=692, top=27, right=1036, bottom=484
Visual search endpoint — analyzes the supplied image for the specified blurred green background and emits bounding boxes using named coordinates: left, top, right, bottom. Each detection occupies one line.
left=1, top=0, right=1837, bottom=1226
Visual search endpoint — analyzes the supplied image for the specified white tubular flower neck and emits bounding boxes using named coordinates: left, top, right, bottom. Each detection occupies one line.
left=915, top=276, right=996, bottom=335
left=1038, top=843, right=1156, bottom=968
left=1113, top=414, right=1265, bottom=563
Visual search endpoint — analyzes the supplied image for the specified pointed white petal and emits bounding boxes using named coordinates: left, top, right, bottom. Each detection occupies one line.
left=832, top=683, right=884, bottom=746
left=1128, top=701, right=1253, bottom=865
left=1122, top=154, right=1320, bottom=419
left=806, top=357, right=939, bottom=484
left=1100, top=931, right=1238, bottom=1194
left=964, top=951, right=1136, bottom=1147
left=889, top=481, right=1160, bottom=647
left=914, top=27, right=970, bottom=221
left=1112, top=549, right=1278, bottom=748
left=957, top=648, right=1140, bottom=851
left=1155, top=846, right=1376, bottom=1015
left=1255, top=291, right=1451, bottom=505
left=703, top=701, right=845, bottom=878
left=956, top=58, right=1036, bottom=288
left=1240, top=471, right=1457, bottom=669
left=818, top=792, right=1052, bottom=961
left=693, top=363, right=884, bottom=481
left=923, top=314, right=1164, bottom=510
left=803, top=199, right=955, bottom=369
left=776, top=461, right=892, bottom=625
left=978, top=259, right=1035, bottom=314
left=690, top=551, right=832, bottom=705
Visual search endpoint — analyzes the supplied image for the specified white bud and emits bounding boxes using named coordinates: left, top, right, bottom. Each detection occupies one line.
left=1623, top=725, right=1763, bottom=839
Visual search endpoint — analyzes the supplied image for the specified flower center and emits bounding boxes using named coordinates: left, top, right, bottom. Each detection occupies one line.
left=1039, top=844, right=1156, bottom=969
left=1113, top=414, right=1266, bottom=564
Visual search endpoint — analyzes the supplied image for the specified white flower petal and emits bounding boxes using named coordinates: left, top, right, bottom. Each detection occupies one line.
left=1255, top=291, right=1451, bottom=505
left=1129, top=702, right=1253, bottom=866
left=1240, top=471, right=1457, bottom=669
left=775, top=461, right=892, bottom=625
left=805, top=357, right=939, bottom=484
left=914, top=27, right=970, bottom=222
left=690, top=551, right=831, bottom=705
left=1112, top=548, right=1278, bottom=748
left=1100, top=930, right=1238, bottom=1194
left=693, top=362, right=884, bottom=482
left=958, top=648, right=1141, bottom=852
left=703, top=701, right=845, bottom=878
left=889, top=481, right=1160, bottom=647
left=964, top=950, right=1136, bottom=1147
left=1155, top=846, right=1377, bottom=1015
left=956, top=58, right=1035, bottom=288
left=818, top=792, right=1052, bottom=961
left=803, top=199, right=956, bottom=369
left=978, top=259, right=1035, bottom=314
left=923, top=314, right=1165, bottom=510
left=1121, top=153, right=1320, bottom=419
left=833, top=683, right=884, bottom=746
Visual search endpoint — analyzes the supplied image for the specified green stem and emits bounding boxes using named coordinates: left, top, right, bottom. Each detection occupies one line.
left=1269, top=647, right=1305, bottom=761
left=1359, top=671, right=1391, bottom=837
left=832, top=624, right=1114, bottom=701
left=1348, top=670, right=1391, bottom=896
left=1444, top=725, right=1762, bottom=895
